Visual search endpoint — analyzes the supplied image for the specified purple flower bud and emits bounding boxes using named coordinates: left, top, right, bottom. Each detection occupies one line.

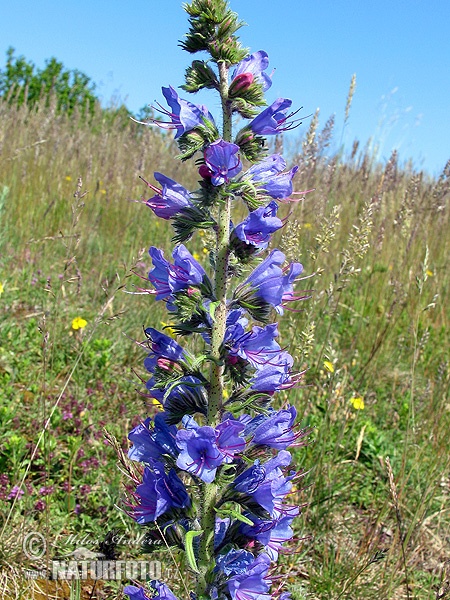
left=203, top=139, right=242, bottom=186
left=232, top=51, right=272, bottom=92
left=198, top=163, right=212, bottom=179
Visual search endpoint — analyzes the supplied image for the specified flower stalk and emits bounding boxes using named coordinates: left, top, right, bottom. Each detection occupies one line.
left=123, top=3, right=310, bottom=600
left=197, top=59, right=233, bottom=595
left=208, top=61, right=232, bottom=428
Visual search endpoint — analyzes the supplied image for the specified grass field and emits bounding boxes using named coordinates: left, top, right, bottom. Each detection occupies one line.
left=0, top=96, right=449, bottom=599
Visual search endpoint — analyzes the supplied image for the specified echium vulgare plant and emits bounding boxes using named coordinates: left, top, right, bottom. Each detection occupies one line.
left=123, top=2, right=312, bottom=599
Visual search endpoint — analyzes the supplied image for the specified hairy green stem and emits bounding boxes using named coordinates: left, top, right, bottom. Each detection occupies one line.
left=206, top=60, right=232, bottom=426
left=197, top=60, right=232, bottom=598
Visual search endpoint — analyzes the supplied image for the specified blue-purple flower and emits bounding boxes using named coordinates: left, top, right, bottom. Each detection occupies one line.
left=231, top=50, right=272, bottom=92
left=124, top=585, right=151, bottom=600
left=249, top=361, right=293, bottom=395
left=240, top=511, right=299, bottom=560
left=244, top=155, right=299, bottom=201
left=215, top=418, right=246, bottom=462
left=234, top=460, right=266, bottom=494
left=176, top=426, right=225, bottom=483
left=233, top=201, right=283, bottom=250
left=149, top=581, right=179, bottom=600
left=148, top=245, right=206, bottom=302
left=143, top=328, right=186, bottom=374
left=128, top=413, right=179, bottom=462
left=143, top=172, right=193, bottom=219
left=226, top=322, right=282, bottom=369
left=249, top=98, right=297, bottom=135
left=203, top=139, right=242, bottom=186
left=252, top=406, right=297, bottom=449
left=242, top=249, right=303, bottom=313
left=130, top=461, right=191, bottom=524
left=235, top=450, right=293, bottom=516
left=153, top=86, right=215, bottom=139
left=251, top=458, right=294, bottom=516
left=216, top=548, right=255, bottom=576
left=261, top=166, right=299, bottom=201
left=246, top=154, right=287, bottom=179
left=226, top=553, right=272, bottom=600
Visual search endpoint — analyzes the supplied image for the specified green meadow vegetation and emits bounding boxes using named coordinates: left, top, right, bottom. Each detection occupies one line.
left=0, top=63, right=449, bottom=599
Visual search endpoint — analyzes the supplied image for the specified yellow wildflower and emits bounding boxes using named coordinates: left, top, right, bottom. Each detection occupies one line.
left=0, top=282, right=4, bottom=296
left=65, top=176, right=72, bottom=182
left=149, top=399, right=163, bottom=408
left=193, top=252, right=200, bottom=260
left=350, top=397, right=365, bottom=410
left=324, top=361, right=334, bottom=373
left=72, top=316, right=87, bottom=330
left=426, top=269, right=433, bottom=277
left=303, top=223, right=312, bottom=229
left=161, top=321, right=176, bottom=339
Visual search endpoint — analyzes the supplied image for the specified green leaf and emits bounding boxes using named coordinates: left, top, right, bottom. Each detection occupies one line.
left=185, top=530, right=203, bottom=573
left=208, top=300, right=220, bottom=321
left=215, top=507, right=254, bottom=526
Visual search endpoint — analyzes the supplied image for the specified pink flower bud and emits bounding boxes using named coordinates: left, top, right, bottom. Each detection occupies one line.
left=229, top=72, right=254, bottom=96
left=157, top=358, right=175, bottom=371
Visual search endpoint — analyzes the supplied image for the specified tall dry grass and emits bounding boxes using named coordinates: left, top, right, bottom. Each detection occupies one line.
left=277, top=111, right=449, bottom=599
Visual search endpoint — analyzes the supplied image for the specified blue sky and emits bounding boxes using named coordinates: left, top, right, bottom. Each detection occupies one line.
left=1, top=1, right=449, bottom=176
